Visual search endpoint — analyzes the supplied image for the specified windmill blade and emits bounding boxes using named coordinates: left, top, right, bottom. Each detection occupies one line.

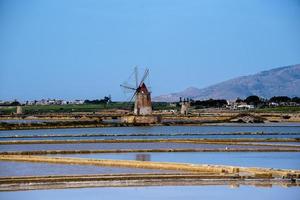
left=123, top=90, right=137, bottom=110
left=120, top=84, right=136, bottom=91
left=128, top=90, right=138, bottom=103
left=139, top=68, right=149, bottom=86
left=134, top=66, right=139, bottom=88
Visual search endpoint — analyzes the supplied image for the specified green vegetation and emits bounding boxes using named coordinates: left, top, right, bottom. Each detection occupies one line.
left=191, top=99, right=227, bottom=109
left=255, top=106, right=300, bottom=113
left=152, top=102, right=178, bottom=111
left=0, top=102, right=133, bottom=115
left=0, top=102, right=177, bottom=115
left=1, top=101, right=299, bottom=115
left=0, top=106, right=16, bottom=115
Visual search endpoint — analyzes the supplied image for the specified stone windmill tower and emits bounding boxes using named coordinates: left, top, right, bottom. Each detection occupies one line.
left=121, top=67, right=152, bottom=116
left=134, top=82, right=152, bottom=115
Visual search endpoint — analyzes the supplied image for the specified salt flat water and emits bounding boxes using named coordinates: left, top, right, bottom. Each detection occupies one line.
left=0, top=142, right=282, bottom=152
left=0, top=161, right=172, bottom=177
left=0, top=124, right=300, bottom=140
left=0, top=186, right=299, bottom=200
left=57, top=152, right=300, bottom=170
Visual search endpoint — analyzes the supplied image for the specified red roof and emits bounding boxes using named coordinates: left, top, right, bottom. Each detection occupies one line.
left=138, top=83, right=149, bottom=94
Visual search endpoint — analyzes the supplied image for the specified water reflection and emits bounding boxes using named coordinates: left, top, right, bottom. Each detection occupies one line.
left=0, top=185, right=299, bottom=200
left=135, top=154, right=151, bottom=161
left=59, top=152, right=300, bottom=170
left=1, top=124, right=300, bottom=139
left=0, top=160, right=170, bottom=177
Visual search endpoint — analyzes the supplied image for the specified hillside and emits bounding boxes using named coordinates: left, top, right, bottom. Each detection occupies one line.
left=153, top=64, right=300, bottom=102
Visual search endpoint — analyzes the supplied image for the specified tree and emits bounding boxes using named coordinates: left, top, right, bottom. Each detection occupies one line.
left=244, top=95, right=261, bottom=105
left=235, top=98, right=244, bottom=103
left=191, top=99, right=227, bottom=108
left=84, top=96, right=112, bottom=104
left=291, top=97, right=300, bottom=103
left=10, top=101, right=21, bottom=106
left=269, top=96, right=291, bottom=103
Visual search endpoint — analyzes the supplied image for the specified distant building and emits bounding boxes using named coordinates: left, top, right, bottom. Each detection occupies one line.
left=237, top=104, right=255, bottom=109
left=268, top=102, right=279, bottom=107
left=16, top=106, right=23, bottom=114
left=227, top=101, right=255, bottom=110
left=73, top=100, right=84, bottom=105
left=180, top=98, right=190, bottom=115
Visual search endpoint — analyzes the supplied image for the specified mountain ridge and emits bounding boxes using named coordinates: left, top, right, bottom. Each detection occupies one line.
left=153, top=64, right=300, bottom=102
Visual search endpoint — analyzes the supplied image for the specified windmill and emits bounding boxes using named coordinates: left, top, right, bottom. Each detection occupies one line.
left=120, top=67, right=152, bottom=116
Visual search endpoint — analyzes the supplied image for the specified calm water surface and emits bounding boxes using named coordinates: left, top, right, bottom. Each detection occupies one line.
left=58, top=152, right=300, bottom=170
left=0, top=142, right=284, bottom=152
left=1, top=124, right=300, bottom=139
left=0, top=161, right=173, bottom=177
left=0, top=186, right=299, bottom=200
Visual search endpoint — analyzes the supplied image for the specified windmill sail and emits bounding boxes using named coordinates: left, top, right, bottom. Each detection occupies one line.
left=120, top=67, right=152, bottom=116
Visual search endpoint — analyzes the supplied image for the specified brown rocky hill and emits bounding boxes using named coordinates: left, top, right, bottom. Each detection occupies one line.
left=153, top=64, right=300, bottom=102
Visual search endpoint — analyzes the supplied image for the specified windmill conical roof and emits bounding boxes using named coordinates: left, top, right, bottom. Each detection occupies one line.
left=138, top=83, right=149, bottom=94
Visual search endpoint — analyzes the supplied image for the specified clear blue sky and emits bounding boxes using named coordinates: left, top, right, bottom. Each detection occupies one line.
left=1, top=0, right=300, bottom=101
